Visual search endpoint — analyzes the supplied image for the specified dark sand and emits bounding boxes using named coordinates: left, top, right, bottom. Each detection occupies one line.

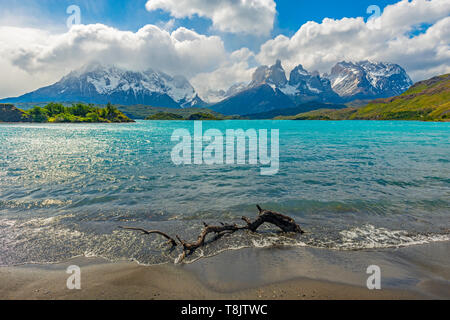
left=1, top=241, right=449, bottom=300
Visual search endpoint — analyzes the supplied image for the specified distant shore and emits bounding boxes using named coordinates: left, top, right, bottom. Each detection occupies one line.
left=1, top=242, right=448, bottom=300
left=0, top=103, right=134, bottom=123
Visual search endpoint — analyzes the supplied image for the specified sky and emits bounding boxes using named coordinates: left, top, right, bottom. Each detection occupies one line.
left=0, top=0, right=449, bottom=99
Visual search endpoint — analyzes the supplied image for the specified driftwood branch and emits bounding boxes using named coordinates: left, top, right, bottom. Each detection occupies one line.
left=242, top=205, right=304, bottom=233
left=176, top=223, right=242, bottom=253
left=119, top=205, right=304, bottom=263
left=118, top=226, right=177, bottom=247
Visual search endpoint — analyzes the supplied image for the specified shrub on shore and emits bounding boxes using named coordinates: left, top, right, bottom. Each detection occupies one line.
left=24, top=102, right=134, bottom=123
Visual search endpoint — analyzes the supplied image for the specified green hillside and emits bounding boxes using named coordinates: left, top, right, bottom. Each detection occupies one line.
left=276, top=107, right=359, bottom=120
left=284, top=74, right=450, bottom=121
left=246, top=102, right=347, bottom=119
left=118, top=104, right=241, bottom=120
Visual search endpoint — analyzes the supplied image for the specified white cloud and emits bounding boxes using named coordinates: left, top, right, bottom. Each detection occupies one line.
left=0, top=24, right=227, bottom=98
left=191, top=48, right=256, bottom=101
left=256, top=0, right=450, bottom=81
left=160, top=19, right=176, bottom=32
left=145, top=0, right=276, bottom=36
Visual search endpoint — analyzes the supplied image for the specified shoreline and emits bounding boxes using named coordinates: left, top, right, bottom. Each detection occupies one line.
left=1, top=242, right=449, bottom=300
left=2, top=119, right=450, bottom=123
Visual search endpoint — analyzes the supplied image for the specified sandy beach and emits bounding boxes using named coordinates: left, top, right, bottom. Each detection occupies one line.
left=1, top=241, right=448, bottom=300
left=0, top=260, right=420, bottom=300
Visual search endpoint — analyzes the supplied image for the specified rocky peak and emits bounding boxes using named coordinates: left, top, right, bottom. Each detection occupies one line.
left=250, top=59, right=287, bottom=88
left=288, top=64, right=311, bottom=85
left=326, top=60, right=413, bottom=99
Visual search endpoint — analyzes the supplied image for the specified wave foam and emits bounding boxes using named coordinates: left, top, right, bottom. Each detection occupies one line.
left=337, top=224, right=450, bottom=250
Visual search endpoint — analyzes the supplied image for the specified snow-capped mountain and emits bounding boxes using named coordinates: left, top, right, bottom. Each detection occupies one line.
left=1, top=63, right=205, bottom=108
left=211, top=59, right=413, bottom=115
left=325, top=61, right=413, bottom=99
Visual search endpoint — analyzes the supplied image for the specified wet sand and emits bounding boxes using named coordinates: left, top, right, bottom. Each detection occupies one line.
left=1, top=241, right=449, bottom=300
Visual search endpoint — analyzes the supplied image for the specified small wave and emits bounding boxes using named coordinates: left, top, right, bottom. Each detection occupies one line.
left=0, top=199, right=72, bottom=210
left=1, top=217, right=449, bottom=267
left=251, top=235, right=306, bottom=249
left=335, top=224, right=450, bottom=250
left=0, top=218, right=16, bottom=227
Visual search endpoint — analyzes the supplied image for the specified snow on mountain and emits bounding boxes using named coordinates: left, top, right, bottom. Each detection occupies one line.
left=325, top=61, right=413, bottom=99
left=249, top=60, right=288, bottom=89
left=76, top=63, right=200, bottom=107
left=1, top=63, right=204, bottom=108
left=248, top=60, right=339, bottom=104
left=202, top=82, right=247, bottom=104
left=281, top=64, right=340, bottom=104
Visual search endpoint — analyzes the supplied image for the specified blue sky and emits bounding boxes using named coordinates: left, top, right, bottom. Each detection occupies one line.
left=276, top=0, right=399, bottom=33
left=5, top=0, right=400, bottom=27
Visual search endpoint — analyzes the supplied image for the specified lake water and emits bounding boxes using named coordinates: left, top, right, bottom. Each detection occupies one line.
left=0, top=120, right=449, bottom=265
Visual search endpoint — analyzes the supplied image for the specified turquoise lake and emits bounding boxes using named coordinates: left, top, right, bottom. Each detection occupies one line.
left=0, top=120, right=449, bottom=265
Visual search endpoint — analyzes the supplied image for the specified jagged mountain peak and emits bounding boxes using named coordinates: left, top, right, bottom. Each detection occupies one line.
left=284, top=63, right=339, bottom=104
left=248, top=60, right=336, bottom=102
left=250, top=60, right=288, bottom=88
left=290, top=64, right=309, bottom=76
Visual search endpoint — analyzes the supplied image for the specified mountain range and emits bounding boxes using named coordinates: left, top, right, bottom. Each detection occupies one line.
left=0, top=60, right=413, bottom=116
left=211, top=60, right=413, bottom=115
left=1, top=63, right=205, bottom=109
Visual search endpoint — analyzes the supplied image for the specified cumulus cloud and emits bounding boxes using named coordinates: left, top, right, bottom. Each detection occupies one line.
left=3, top=24, right=226, bottom=76
left=191, top=48, right=256, bottom=100
left=256, top=0, right=450, bottom=81
left=145, top=0, right=276, bottom=36
left=0, top=24, right=227, bottom=98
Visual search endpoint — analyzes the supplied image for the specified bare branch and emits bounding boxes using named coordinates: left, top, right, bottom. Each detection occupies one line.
left=177, top=223, right=242, bottom=253
left=243, top=205, right=304, bottom=234
left=118, top=226, right=178, bottom=247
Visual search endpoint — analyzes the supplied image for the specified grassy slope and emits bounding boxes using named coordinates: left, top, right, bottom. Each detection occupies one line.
left=245, top=103, right=347, bottom=120
left=145, top=112, right=185, bottom=120
left=276, top=108, right=359, bottom=120
left=284, top=74, right=450, bottom=121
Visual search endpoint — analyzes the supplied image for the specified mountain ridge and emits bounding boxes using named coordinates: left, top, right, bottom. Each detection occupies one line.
left=326, top=60, right=413, bottom=100
left=0, top=63, right=206, bottom=109
left=211, top=59, right=412, bottom=115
